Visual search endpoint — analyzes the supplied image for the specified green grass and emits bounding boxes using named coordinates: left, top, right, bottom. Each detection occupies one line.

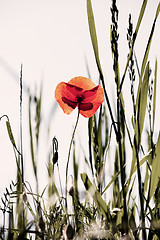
left=0, top=0, right=160, bottom=239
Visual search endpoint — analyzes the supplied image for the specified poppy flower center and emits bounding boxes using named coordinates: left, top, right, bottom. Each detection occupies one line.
left=77, top=96, right=84, bottom=103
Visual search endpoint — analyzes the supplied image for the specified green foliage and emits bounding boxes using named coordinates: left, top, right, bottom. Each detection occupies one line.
left=86, top=0, right=103, bottom=78
left=81, top=173, right=110, bottom=221
left=149, top=132, right=160, bottom=202
left=29, top=95, right=37, bottom=181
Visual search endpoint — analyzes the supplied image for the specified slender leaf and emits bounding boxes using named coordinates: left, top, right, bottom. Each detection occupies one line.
left=88, top=117, right=94, bottom=176
left=97, top=105, right=102, bottom=160
left=127, top=62, right=149, bottom=190
left=87, top=0, right=103, bottom=78
left=29, top=95, right=37, bottom=181
left=88, top=116, right=95, bottom=176
left=132, top=149, right=152, bottom=175
left=135, top=62, right=150, bottom=139
left=135, top=0, right=148, bottom=38
left=135, top=3, right=160, bottom=109
left=144, top=161, right=150, bottom=193
left=156, top=2, right=160, bottom=18
left=149, top=132, right=160, bottom=202
left=35, top=84, right=42, bottom=147
left=102, top=170, right=120, bottom=195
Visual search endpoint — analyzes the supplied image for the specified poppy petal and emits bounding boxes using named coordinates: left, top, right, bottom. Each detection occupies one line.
left=66, top=83, right=83, bottom=92
left=62, top=97, right=77, bottom=109
left=79, top=85, right=104, bottom=118
left=65, top=83, right=83, bottom=99
left=79, top=102, right=93, bottom=111
left=55, top=82, right=75, bottom=115
left=68, top=76, right=96, bottom=91
left=81, top=85, right=99, bottom=103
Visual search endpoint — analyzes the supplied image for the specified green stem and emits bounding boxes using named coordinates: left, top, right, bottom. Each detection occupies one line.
left=100, top=76, right=118, bottom=138
left=65, top=110, right=80, bottom=218
left=20, top=64, right=24, bottom=184
left=117, top=95, right=129, bottom=234
left=134, top=136, right=146, bottom=239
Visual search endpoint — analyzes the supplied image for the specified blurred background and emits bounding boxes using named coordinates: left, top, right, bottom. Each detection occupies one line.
left=0, top=0, right=160, bottom=202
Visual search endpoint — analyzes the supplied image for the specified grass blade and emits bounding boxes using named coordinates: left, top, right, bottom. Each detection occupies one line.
left=97, top=105, right=102, bottom=161
left=149, top=132, right=160, bottom=202
left=29, top=95, right=37, bottom=181
left=102, top=170, right=120, bottom=196
left=134, top=0, right=148, bottom=38
left=86, top=0, right=103, bottom=78
left=35, top=83, right=42, bottom=147
left=88, top=117, right=94, bottom=176
left=127, top=63, right=149, bottom=190
left=135, top=3, right=160, bottom=109
left=136, top=62, right=150, bottom=139
left=132, top=149, right=152, bottom=176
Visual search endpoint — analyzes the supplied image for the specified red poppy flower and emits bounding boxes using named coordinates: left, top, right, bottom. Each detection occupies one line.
left=55, top=76, right=104, bottom=118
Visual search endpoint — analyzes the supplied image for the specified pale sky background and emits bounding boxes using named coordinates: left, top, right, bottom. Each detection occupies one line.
left=0, top=0, right=160, bottom=221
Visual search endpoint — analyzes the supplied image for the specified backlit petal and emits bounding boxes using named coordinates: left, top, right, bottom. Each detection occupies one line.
left=82, top=86, right=99, bottom=103
left=65, top=83, right=83, bottom=99
left=68, top=76, right=96, bottom=91
left=79, top=102, right=93, bottom=111
left=55, top=82, right=75, bottom=115
left=62, top=97, right=77, bottom=109
left=79, top=85, right=104, bottom=118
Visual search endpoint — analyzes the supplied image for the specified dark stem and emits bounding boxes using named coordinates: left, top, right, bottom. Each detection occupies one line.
left=65, top=110, right=80, bottom=219
left=134, top=136, right=146, bottom=239
left=117, top=94, right=129, bottom=234
left=19, top=64, right=25, bottom=230
left=145, top=111, right=154, bottom=212
left=20, top=64, right=24, bottom=184
left=100, top=74, right=118, bottom=138
left=134, top=95, right=146, bottom=239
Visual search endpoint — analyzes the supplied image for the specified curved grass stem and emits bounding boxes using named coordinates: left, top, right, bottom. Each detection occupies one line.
left=65, top=110, right=80, bottom=219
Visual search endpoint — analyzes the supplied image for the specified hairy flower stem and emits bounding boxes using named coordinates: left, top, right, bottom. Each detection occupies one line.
left=65, top=110, right=80, bottom=219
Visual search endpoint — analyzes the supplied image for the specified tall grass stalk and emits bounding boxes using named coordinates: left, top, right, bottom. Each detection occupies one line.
left=19, top=64, right=24, bottom=184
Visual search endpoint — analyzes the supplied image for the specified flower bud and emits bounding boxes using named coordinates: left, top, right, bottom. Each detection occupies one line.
left=68, top=186, right=74, bottom=197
